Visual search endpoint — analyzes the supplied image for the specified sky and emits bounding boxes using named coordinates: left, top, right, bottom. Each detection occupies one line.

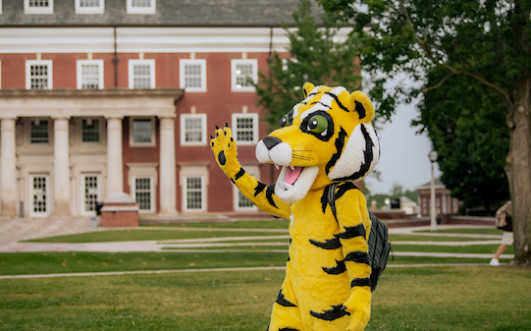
left=364, top=100, right=441, bottom=195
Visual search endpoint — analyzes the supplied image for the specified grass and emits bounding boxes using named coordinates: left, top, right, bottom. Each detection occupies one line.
left=416, top=227, right=502, bottom=235
left=0, top=266, right=529, bottom=330
left=23, top=229, right=286, bottom=243
left=142, top=219, right=289, bottom=229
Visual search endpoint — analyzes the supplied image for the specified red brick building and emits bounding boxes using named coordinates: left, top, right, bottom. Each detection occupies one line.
left=0, top=0, right=312, bottom=218
left=417, top=178, right=461, bottom=217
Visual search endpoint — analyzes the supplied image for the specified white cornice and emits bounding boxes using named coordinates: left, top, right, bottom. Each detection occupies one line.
left=0, top=27, right=294, bottom=54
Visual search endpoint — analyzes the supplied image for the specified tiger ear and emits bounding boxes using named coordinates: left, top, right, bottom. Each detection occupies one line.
left=350, top=91, right=375, bottom=123
left=302, top=82, right=315, bottom=98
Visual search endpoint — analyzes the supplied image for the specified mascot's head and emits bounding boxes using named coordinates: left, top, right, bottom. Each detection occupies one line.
left=255, top=82, right=380, bottom=203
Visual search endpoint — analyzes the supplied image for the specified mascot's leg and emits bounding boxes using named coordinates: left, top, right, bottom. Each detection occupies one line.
left=268, top=272, right=304, bottom=331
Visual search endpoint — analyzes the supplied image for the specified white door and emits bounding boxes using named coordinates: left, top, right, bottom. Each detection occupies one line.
left=30, top=175, right=49, bottom=217
left=81, top=174, right=100, bottom=216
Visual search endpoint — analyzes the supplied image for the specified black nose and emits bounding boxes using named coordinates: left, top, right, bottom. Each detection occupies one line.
left=262, top=136, right=282, bottom=150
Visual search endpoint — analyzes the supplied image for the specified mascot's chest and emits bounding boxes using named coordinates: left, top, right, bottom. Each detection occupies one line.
left=287, top=189, right=346, bottom=276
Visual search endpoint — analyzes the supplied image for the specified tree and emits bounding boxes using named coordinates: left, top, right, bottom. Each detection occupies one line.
left=253, top=0, right=363, bottom=130
left=319, top=0, right=530, bottom=263
left=416, top=66, right=510, bottom=215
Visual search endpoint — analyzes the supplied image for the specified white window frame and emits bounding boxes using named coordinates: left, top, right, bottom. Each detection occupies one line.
left=128, top=59, right=155, bottom=89
left=75, top=0, right=104, bottom=14
left=81, top=118, right=102, bottom=144
left=179, top=59, right=206, bottom=92
left=180, top=167, right=208, bottom=213
left=126, top=0, right=156, bottom=14
left=129, top=117, right=155, bottom=147
left=232, top=113, right=259, bottom=145
left=132, top=176, right=155, bottom=213
left=81, top=174, right=102, bottom=216
left=0, top=1, right=2, bottom=15
left=77, top=60, right=104, bottom=89
left=180, top=113, right=207, bottom=146
left=233, top=166, right=259, bottom=211
left=29, top=118, right=50, bottom=145
left=24, top=0, right=54, bottom=14
left=231, top=59, right=258, bottom=92
left=26, top=60, right=53, bottom=89
left=29, top=175, right=50, bottom=217
left=182, top=176, right=206, bottom=212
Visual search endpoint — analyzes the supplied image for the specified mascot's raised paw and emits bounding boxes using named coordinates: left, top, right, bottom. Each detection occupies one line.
left=210, top=124, right=240, bottom=178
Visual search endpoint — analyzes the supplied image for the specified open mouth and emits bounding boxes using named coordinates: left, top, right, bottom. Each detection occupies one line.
left=276, top=165, right=304, bottom=191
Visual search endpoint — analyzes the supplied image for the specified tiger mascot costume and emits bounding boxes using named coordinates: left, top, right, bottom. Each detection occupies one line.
left=210, top=82, right=380, bottom=331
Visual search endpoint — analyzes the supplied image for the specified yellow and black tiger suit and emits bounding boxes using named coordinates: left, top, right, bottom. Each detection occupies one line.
left=210, top=83, right=380, bottom=331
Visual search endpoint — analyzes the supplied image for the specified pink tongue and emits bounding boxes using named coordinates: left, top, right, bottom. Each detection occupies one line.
left=284, top=166, right=303, bottom=185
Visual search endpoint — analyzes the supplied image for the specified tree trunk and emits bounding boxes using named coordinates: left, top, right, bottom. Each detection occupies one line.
left=505, top=77, right=531, bottom=264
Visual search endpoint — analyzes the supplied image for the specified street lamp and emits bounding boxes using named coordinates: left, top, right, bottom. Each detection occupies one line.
left=429, top=150, right=438, bottom=230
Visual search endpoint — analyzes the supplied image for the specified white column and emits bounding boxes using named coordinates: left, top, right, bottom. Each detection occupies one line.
left=159, top=116, right=178, bottom=215
left=53, top=117, right=71, bottom=215
left=1, top=118, right=17, bottom=216
left=106, top=116, right=124, bottom=196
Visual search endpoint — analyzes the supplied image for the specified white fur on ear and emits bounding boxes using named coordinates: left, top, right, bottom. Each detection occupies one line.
left=328, top=123, right=380, bottom=182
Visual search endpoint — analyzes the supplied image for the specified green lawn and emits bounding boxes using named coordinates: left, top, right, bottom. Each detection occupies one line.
left=0, top=266, right=529, bottom=330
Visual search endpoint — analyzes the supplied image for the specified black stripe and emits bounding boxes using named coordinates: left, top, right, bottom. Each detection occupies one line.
left=335, top=124, right=374, bottom=181
left=309, top=237, right=342, bottom=250
left=254, top=182, right=266, bottom=197
left=325, top=127, right=347, bottom=175
left=355, top=100, right=366, bottom=119
left=336, top=182, right=358, bottom=199
left=266, top=184, right=278, bottom=208
left=322, top=259, right=346, bottom=274
left=326, top=92, right=350, bottom=112
left=233, top=168, right=246, bottom=181
left=276, top=290, right=297, bottom=307
left=337, top=223, right=366, bottom=240
left=279, top=328, right=301, bottom=331
left=344, top=251, right=370, bottom=265
left=351, top=277, right=371, bottom=288
left=310, top=304, right=350, bottom=321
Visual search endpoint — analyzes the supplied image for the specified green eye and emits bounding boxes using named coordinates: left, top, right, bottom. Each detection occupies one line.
left=308, top=115, right=328, bottom=134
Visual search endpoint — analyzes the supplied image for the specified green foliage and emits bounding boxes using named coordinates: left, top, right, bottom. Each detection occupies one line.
left=253, top=0, right=363, bottom=130
left=415, top=66, right=510, bottom=214
left=319, top=0, right=529, bottom=217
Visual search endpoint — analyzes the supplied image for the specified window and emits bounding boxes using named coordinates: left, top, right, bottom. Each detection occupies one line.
left=130, top=117, right=154, bottom=146
left=127, top=0, right=156, bottom=14
left=180, top=59, right=206, bottom=92
left=75, top=0, right=104, bottom=14
left=30, top=175, right=49, bottom=217
left=77, top=60, right=103, bottom=89
left=184, top=176, right=204, bottom=211
left=232, top=113, right=258, bottom=145
left=128, top=59, right=155, bottom=89
left=82, top=174, right=101, bottom=215
left=30, top=119, right=49, bottom=144
left=180, top=114, right=206, bottom=146
left=82, top=118, right=100, bottom=143
left=26, top=60, right=52, bottom=89
left=133, top=177, right=154, bottom=212
left=25, top=0, right=53, bottom=14
left=231, top=59, right=257, bottom=91
left=234, top=166, right=259, bottom=211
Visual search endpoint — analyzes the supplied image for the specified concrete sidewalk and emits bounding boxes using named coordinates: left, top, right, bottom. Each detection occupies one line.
left=0, top=217, right=510, bottom=261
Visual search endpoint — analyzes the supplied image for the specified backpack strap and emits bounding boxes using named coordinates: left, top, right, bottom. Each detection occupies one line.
left=328, top=183, right=339, bottom=222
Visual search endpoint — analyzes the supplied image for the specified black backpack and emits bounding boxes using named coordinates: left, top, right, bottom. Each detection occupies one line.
left=328, top=183, right=391, bottom=291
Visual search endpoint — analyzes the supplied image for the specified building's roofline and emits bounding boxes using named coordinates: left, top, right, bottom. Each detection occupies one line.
left=0, top=0, right=320, bottom=28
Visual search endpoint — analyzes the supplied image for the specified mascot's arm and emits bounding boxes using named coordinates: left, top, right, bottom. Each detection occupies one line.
left=335, top=184, right=372, bottom=331
left=210, top=126, right=291, bottom=219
